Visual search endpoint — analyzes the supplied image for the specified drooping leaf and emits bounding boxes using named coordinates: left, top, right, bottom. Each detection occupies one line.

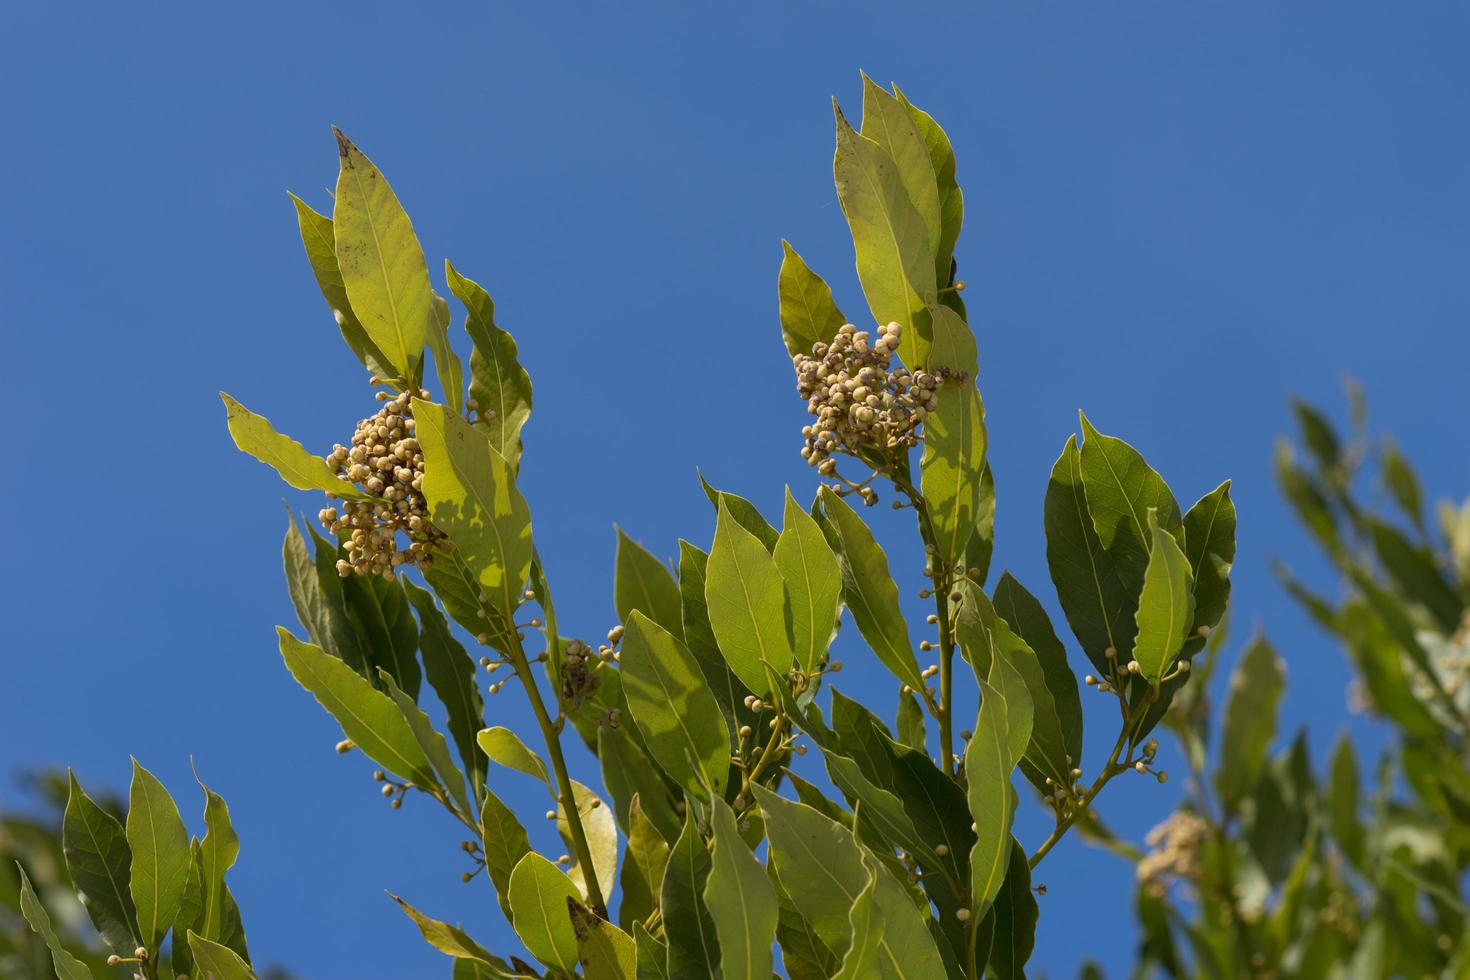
left=773, top=488, right=843, bottom=672
left=570, top=901, right=638, bottom=979
left=277, top=628, right=435, bottom=786
left=558, top=781, right=618, bottom=905
left=705, top=499, right=793, bottom=695
left=187, top=931, right=258, bottom=980
left=406, top=581, right=487, bottom=802
left=859, top=74, right=942, bottom=263
left=703, top=798, right=777, bottom=980
left=62, top=772, right=140, bottom=953
left=479, top=788, right=532, bottom=920
left=15, top=864, right=93, bottom=980
left=332, top=129, right=435, bottom=381
left=921, top=383, right=987, bottom=569
left=126, top=760, right=191, bottom=954
left=615, top=529, right=684, bottom=641
left=508, top=853, right=582, bottom=975
left=619, top=611, right=730, bottom=801
left=391, top=893, right=500, bottom=965
left=221, top=393, right=368, bottom=499
left=661, top=810, right=720, bottom=978
left=445, top=262, right=534, bottom=466
left=1043, top=436, right=1134, bottom=675
left=1132, top=509, right=1196, bottom=685
left=382, top=670, right=470, bottom=815
left=1216, top=635, right=1285, bottom=815
left=832, top=102, right=937, bottom=369
left=778, top=241, right=848, bottom=360
left=288, top=193, right=394, bottom=379
left=476, top=727, right=551, bottom=789
left=817, top=488, right=927, bottom=692
left=414, top=398, right=534, bottom=643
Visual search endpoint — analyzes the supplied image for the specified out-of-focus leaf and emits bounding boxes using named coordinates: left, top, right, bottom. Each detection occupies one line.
left=921, top=384, right=987, bottom=569
left=778, top=241, right=847, bottom=360
left=1216, top=635, right=1285, bottom=814
left=126, top=759, right=191, bottom=953
left=662, top=810, right=720, bottom=978
left=479, top=787, right=531, bottom=920
left=406, top=581, right=487, bottom=801
left=619, top=611, right=730, bottom=801
left=1290, top=400, right=1341, bottom=473
left=1366, top=517, right=1463, bottom=632
left=1327, top=733, right=1365, bottom=869
left=703, top=798, right=776, bottom=980
left=615, top=530, right=684, bottom=642
left=414, top=399, right=533, bottom=642
left=277, top=628, right=435, bottom=786
left=1381, top=437, right=1424, bottom=530
left=832, top=102, right=936, bottom=369
left=221, top=393, right=368, bottom=499
left=705, top=499, right=793, bottom=695
left=62, top=772, right=140, bottom=953
left=1132, top=510, right=1196, bottom=685
left=508, top=853, right=582, bottom=974
left=773, top=489, right=842, bottom=673
left=445, top=262, right=534, bottom=466
left=332, top=129, right=434, bottom=381
left=15, top=864, right=92, bottom=980
left=817, top=488, right=927, bottom=692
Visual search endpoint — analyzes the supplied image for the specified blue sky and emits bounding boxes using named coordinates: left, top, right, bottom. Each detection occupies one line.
left=5, top=2, right=1468, bottom=976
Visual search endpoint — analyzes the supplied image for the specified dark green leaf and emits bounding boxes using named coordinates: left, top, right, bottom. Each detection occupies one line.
left=896, top=690, right=926, bottom=751
left=1216, top=635, right=1284, bottom=814
left=1367, top=517, right=1462, bottom=632
left=615, top=529, right=683, bottom=642
left=1077, top=414, right=1181, bottom=582
left=1327, top=734, right=1364, bottom=869
left=406, top=581, right=487, bottom=802
left=1132, top=510, right=1196, bottom=685
left=703, top=798, right=776, bottom=980
left=983, top=839, right=1036, bottom=980
left=1381, top=438, right=1424, bottom=529
left=382, top=670, right=470, bottom=814
left=62, top=772, right=140, bottom=953
left=1182, top=481, right=1236, bottom=635
left=992, top=573, right=1082, bottom=775
left=661, top=810, right=720, bottom=978
left=340, top=568, right=421, bottom=698
left=283, top=515, right=367, bottom=675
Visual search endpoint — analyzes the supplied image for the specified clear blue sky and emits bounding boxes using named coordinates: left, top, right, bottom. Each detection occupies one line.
left=5, top=2, right=1468, bottom=976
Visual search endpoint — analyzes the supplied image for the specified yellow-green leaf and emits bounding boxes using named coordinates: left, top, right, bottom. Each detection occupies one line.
left=445, top=262, right=533, bottom=465
left=477, top=727, right=551, bottom=789
left=778, top=240, right=847, bottom=360
left=1132, top=510, right=1196, bottom=684
left=703, top=798, right=776, bottom=980
left=16, top=864, right=93, bottom=980
left=390, top=893, right=499, bottom=965
left=773, top=489, right=842, bottom=672
left=508, top=853, right=582, bottom=975
left=705, top=499, right=793, bottom=695
left=288, top=193, right=394, bottom=379
left=859, top=74, right=942, bottom=263
left=187, top=931, right=258, bottom=980
left=920, top=383, right=987, bottom=568
left=221, top=393, right=369, bottom=500
left=126, top=760, right=191, bottom=953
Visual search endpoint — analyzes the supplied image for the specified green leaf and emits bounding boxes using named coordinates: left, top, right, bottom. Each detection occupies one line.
left=705, top=499, right=793, bottom=695
left=892, top=84, right=963, bottom=283
left=1367, top=516, right=1463, bottom=632
left=1291, top=399, right=1341, bottom=473
left=479, top=788, right=532, bottom=920
left=896, top=690, right=927, bottom=751
left=859, top=74, right=942, bottom=265
left=597, top=723, right=684, bottom=845
left=406, top=581, right=487, bottom=802
left=1043, top=436, right=1135, bottom=674
left=771, top=865, right=840, bottom=980
left=634, top=921, right=670, bottom=980
left=754, top=785, right=946, bottom=977
left=283, top=515, right=368, bottom=675
left=619, top=611, right=730, bottom=801
left=617, top=795, right=670, bottom=931
left=778, top=241, right=848, bottom=360
left=698, top=473, right=780, bottom=551
left=921, top=383, right=987, bottom=568
left=661, top=810, right=720, bottom=978
left=15, top=864, right=93, bottom=980
left=615, top=529, right=684, bottom=642
left=508, top=853, right=582, bottom=975
left=966, top=462, right=997, bottom=587
left=1381, top=437, right=1425, bottom=529
left=829, top=865, right=883, bottom=980
left=1216, top=635, right=1285, bottom=814
left=965, top=680, right=1016, bottom=918
left=382, top=670, right=470, bottom=815
left=570, top=901, right=637, bottom=979
left=1077, top=413, right=1181, bottom=578
left=992, top=573, right=1082, bottom=775
left=1182, top=481, right=1236, bottom=635
left=63, top=772, right=140, bottom=953
left=332, top=129, right=434, bottom=381
left=277, top=627, right=435, bottom=785
left=1132, top=509, right=1196, bottom=684
left=221, top=393, right=368, bottom=499
left=340, top=568, right=421, bottom=697
left=832, top=102, right=936, bottom=369
left=558, top=781, right=618, bottom=905
left=391, top=893, right=500, bottom=965
left=677, top=540, right=756, bottom=736
left=476, top=727, right=551, bottom=789
left=817, top=487, right=927, bottom=692
left=427, top=289, right=464, bottom=414
left=126, top=760, right=191, bottom=954
left=984, top=840, right=1037, bottom=980
left=445, top=262, right=534, bottom=465
left=192, top=769, right=240, bottom=947
left=702, top=798, right=776, bottom=980
left=773, top=489, right=842, bottom=672
left=1328, top=733, right=1365, bottom=869
left=187, top=931, right=258, bottom=980
left=414, top=398, right=534, bottom=640
left=289, top=193, right=394, bottom=379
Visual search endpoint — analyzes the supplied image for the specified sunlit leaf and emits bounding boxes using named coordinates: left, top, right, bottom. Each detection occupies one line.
left=221, top=393, right=369, bottom=499
left=508, top=853, right=582, bottom=974
left=126, top=759, right=191, bottom=954
left=703, top=798, right=777, bottom=980
left=773, top=489, right=842, bottom=673
left=705, top=499, right=793, bottom=695
left=778, top=241, right=847, bottom=360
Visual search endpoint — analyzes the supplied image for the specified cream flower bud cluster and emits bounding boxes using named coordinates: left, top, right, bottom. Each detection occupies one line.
left=794, top=322, right=958, bottom=502
left=319, top=391, right=446, bottom=577
left=1136, top=809, right=1208, bottom=896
